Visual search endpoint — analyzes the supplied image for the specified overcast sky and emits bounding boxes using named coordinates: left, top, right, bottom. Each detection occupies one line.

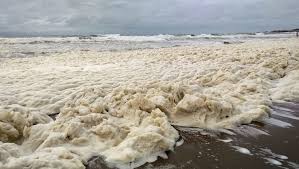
left=0, top=0, right=299, bottom=36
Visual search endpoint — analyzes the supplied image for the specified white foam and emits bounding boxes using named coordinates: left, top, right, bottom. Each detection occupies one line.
left=107, top=151, right=169, bottom=169
left=271, top=110, right=299, bottom=120
left=175, top=126, right=204, bottom=133
left=272, top=106, right=296, bottom=113
left=264, top=158, right=282, bottom=166
left=288, top=161, right=299, bottom=169
left=96, top=34, right=173, bottom=42
left=232, top=146, right=252, bottom=155
left=218, top=138, right=233, bottom=143
left=261, top=148, right=288, bottom=160
left=217, top=129, right=236, bottom=136
left=271, top=70, right=299, bottom=102
left=233, top=125, right=269, bottom=137
left=264, top=118, right=293, bottom=128
left=176, top=139, right=184, bottom=147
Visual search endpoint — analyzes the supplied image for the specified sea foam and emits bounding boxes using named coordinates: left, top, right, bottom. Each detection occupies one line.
left=0, top=39, right=298, bottom=169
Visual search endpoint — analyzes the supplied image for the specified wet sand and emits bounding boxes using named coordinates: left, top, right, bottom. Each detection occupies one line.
left=143, top=102, right=299, bottom=169
left=87, top=102, right=299, bottom=169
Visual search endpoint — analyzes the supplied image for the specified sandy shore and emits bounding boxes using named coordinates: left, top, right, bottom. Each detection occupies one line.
left=133, top=101, right=299, bottom=169
left=0, top=38, right=299, bottom=169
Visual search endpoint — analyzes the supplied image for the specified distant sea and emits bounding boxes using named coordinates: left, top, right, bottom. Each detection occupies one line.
left=0, top=32, right=295, bottom=58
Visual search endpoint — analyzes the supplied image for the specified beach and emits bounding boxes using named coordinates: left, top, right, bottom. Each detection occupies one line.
left=132, top=101, right=299, bottom=169
left=0, top=36, right=299, bottom=169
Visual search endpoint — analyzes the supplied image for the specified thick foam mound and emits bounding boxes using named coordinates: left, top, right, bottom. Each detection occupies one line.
left=0, top=39, right=299, bottom=168
left=271, top=70, right=299, bottom=102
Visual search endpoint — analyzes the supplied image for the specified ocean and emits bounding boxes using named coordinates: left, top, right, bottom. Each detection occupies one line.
left=0, top=32, right=295, bottom=58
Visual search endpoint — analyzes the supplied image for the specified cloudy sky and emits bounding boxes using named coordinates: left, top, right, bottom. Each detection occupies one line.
left=0, top=0, right=299, bottom=35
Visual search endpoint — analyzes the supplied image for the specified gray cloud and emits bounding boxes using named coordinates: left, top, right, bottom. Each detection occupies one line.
left=0, top=0, right=298, bottom=35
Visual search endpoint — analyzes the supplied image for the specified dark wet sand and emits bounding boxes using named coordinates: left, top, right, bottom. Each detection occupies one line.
left=86, top=102, right=299, bottom=169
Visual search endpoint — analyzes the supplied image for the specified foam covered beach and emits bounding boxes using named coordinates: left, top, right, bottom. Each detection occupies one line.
left=0, top=38, right=299, bottom=168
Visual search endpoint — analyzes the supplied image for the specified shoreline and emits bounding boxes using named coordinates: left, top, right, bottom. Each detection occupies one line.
left=86, top=101, right=299, bottom=169
left=138, top=101, right=299, bottom=169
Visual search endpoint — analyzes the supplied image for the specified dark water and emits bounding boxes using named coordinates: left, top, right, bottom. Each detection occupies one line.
left=87, top=102, right=299, bottom=169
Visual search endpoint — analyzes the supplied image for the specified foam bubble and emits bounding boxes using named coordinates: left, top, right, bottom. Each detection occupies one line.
left=232, top=146, right=252, bottom=155
left=264, top=158, right=282, bottom=166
